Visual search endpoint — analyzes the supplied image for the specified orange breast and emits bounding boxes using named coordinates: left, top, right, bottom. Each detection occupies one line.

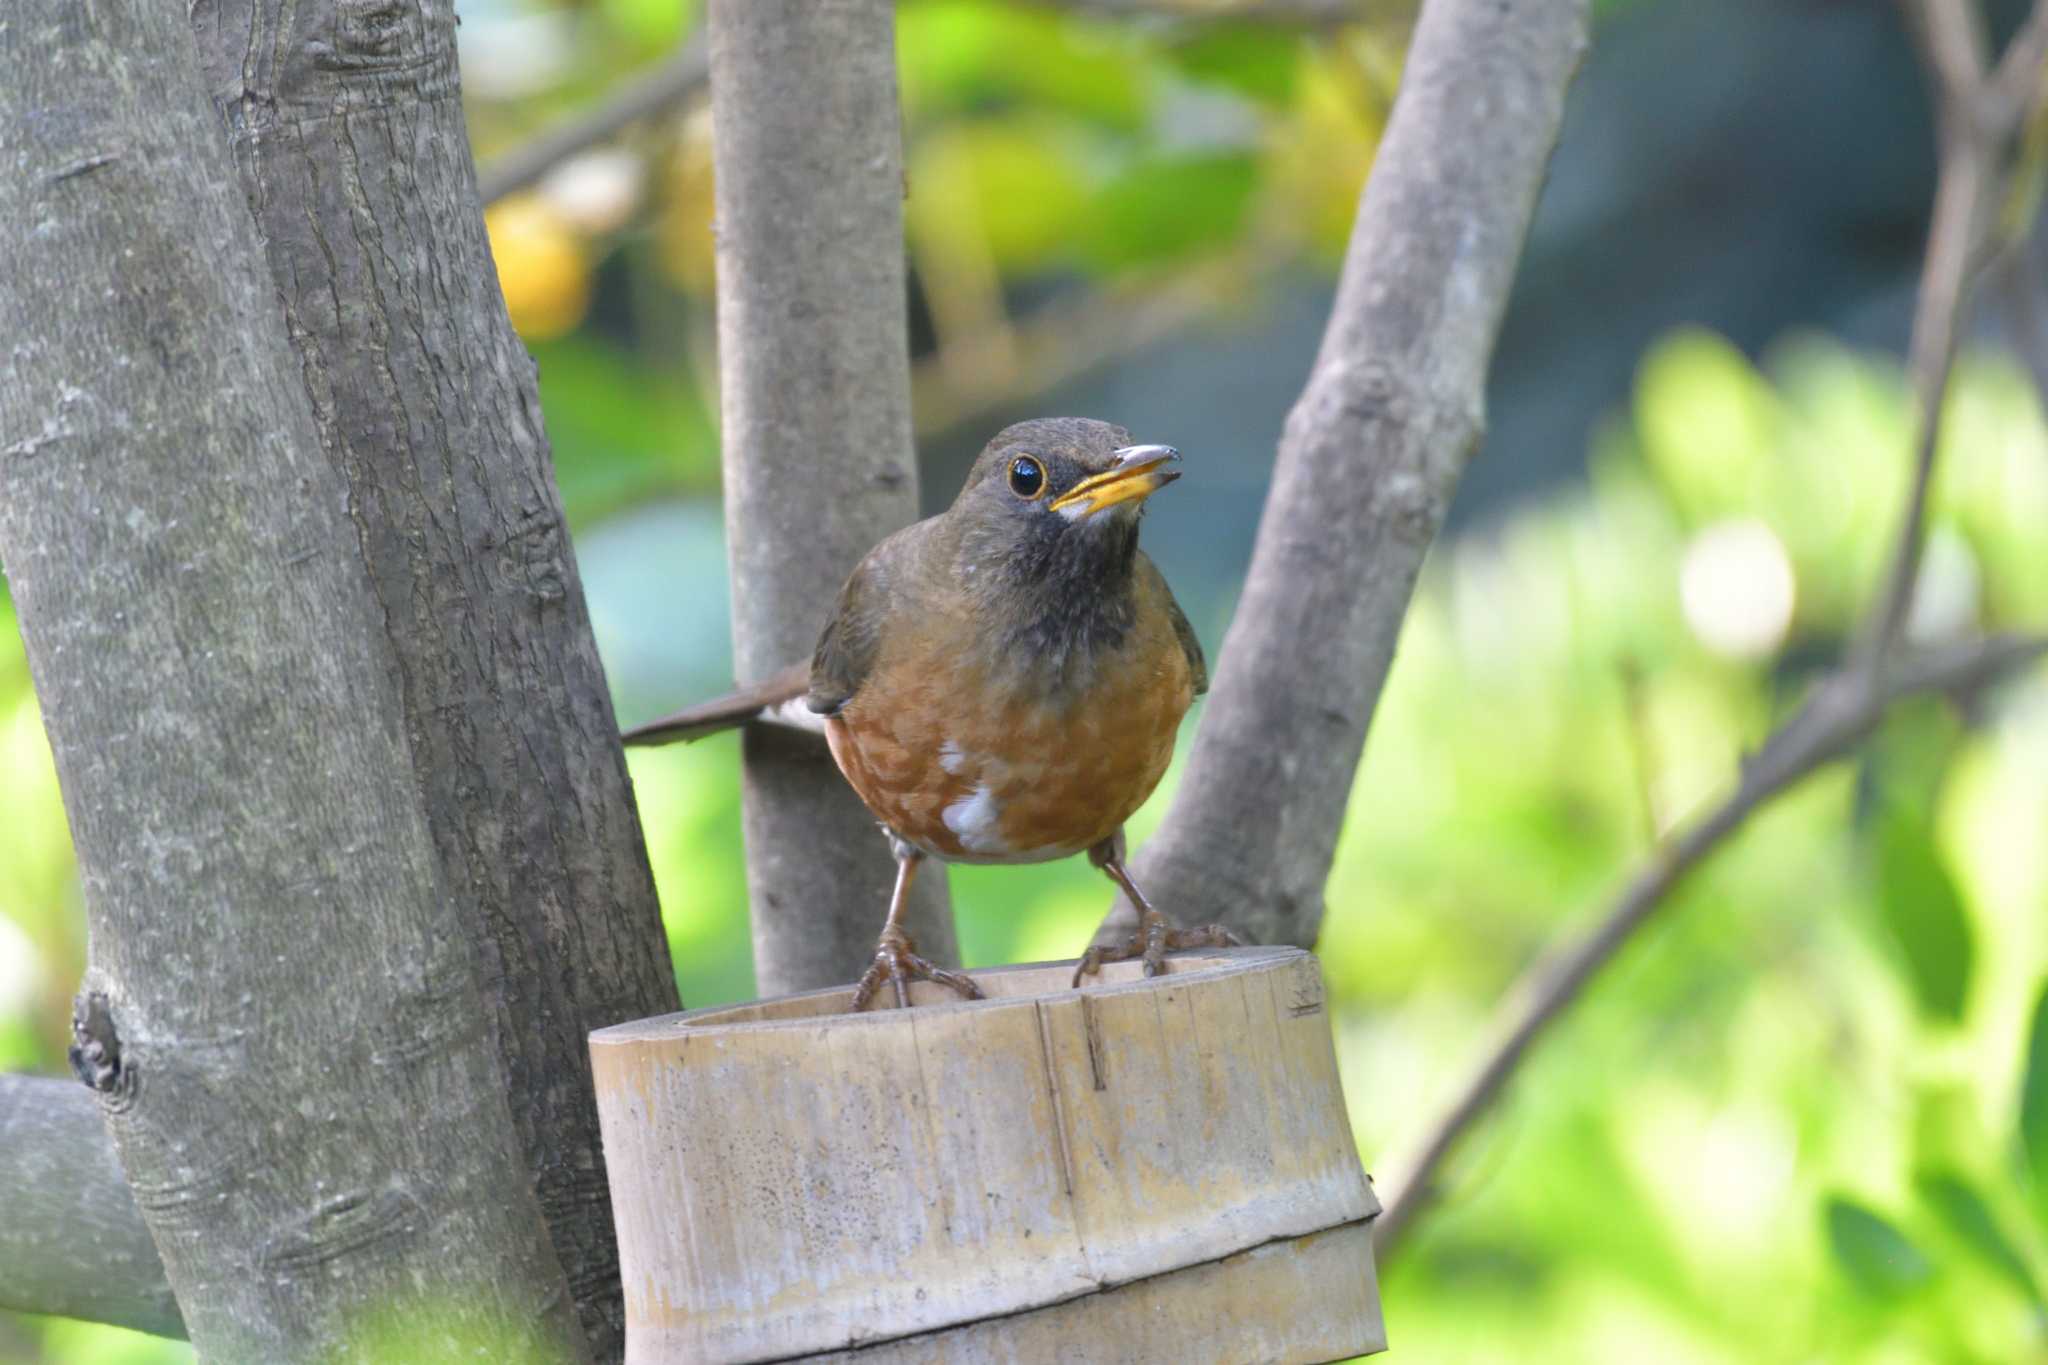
left=824, top=621, right=1193, bottom=865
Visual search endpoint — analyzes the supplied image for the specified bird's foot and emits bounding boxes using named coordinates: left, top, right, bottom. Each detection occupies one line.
left=851, top=928, right=985, bottom=1011
left=1070, top=911, right=1247, bottom=987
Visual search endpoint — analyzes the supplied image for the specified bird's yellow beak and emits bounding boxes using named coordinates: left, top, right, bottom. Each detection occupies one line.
left=1047, top=445, right=1181, bottom=518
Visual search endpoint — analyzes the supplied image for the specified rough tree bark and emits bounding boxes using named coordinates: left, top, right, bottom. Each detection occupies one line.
left=181, top=2, right=681, bottom=1353
left=1100, top=0, right=1591, bottom=951
left=708, top=0, right=957, bottom=995
left=0, top=1, right=588, bottom=1357
left=0, top=1078, right=179, bottom=1339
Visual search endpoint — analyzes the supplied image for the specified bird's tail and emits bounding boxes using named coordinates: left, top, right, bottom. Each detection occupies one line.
left=620, top=660, right=812, bottom=746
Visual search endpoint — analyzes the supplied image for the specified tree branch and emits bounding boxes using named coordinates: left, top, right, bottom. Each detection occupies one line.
left=1373, top=0, right=2048, bottom=1258
left=477, top=42, right=709, bottom=205
left=1859, top=0, right=2048, bottom=670
left=1099, top=0, right=1592, bottom=951
left=707, top=0, right=956, bottom=995
left=187, top=2, right=682, bottom=1353
left=0, top=2, right=589, bottom=1354
left=1987, top=0, right=2048, bottom=133
left=1372, top=633, right=2048, bottom=1253
left=0, top=1076, right=179, bottom=1338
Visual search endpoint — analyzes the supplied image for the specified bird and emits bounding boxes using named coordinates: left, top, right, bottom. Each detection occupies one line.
left=623, top=417, right=1242, bottom=1009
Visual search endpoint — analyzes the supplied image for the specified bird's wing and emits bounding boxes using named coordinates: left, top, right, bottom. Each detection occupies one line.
left=1141, top=552, right=1207, bottom=698
left=806, top=547, right=893, bottom=716
left=620, top=659, right=811, bottom=746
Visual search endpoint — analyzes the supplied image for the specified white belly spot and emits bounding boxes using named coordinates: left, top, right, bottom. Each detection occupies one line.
left=941, top=783, right=1007, bottom=854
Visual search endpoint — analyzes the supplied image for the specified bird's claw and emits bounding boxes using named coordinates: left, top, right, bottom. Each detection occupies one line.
left=851, top=929, right=984, bottom=1011
left=1070, top=919, right=1247, bottom=987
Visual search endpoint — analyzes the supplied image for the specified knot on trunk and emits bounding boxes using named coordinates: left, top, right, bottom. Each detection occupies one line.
left=68, top=991, right=134, bottom=1105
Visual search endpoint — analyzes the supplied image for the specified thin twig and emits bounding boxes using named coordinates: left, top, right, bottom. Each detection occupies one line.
left=476, top=41, right=708, bottom=206
left=1856, top=119, right=1986, bottom=668
left=1859, top=0, right=2048, bottom=670
left=1988, top=2, right=2048, bottom=132
left=1912, top=0, right=1988, bottom=103
left=1373, top=634, right=2047, bottom=1253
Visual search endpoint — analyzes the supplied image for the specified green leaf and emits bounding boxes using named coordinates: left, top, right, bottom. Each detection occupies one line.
left=898, top=3, right=1148, bottom=129
left=601, top=0, right=697, bottom=53
left=2023, top=982, right=2048, bottom=1232
left=1166, top=25, right=1302, bottom=107
left=907, top=118, right=1091, bottom=273
left=1871, top=806, right=1975, bottom=1022
left=1825, top=1196, right=1935, bottom=1296
left=1080, top=152, right=1259, bottom=271
left=1633, top=329, right=1779, bottom=523
left=0, top=1015, right=38, bottom=1073
left=1915, top=1169, right=2041, bottom=1305
left=528, top=334, right=716, bottom=526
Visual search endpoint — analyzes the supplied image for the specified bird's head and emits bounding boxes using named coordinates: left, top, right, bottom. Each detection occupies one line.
left=948, top=417, right=1180, bottom=585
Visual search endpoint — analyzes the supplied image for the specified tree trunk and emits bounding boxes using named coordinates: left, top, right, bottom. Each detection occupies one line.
left=1104, top=0, right=1591, bottom=951
left=0, top=2, right=587, bottom=1357
left=0, top=1077, right=180, bottom=1339
left=182, top=3, right=681, bottom=1353
left=707, top=0, right=957, bottom=995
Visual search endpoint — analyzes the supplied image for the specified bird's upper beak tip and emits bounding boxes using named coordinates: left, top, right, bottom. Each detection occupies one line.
left=1112, top=443, right=1181, bottom=468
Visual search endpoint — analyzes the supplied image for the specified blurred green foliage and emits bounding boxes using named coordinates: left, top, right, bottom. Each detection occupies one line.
left=1315, top=334, right=2048, bottom=1362
left=5, top=2, right=2048, bottom=1363
left=474, top=0, right=1393, bottom=409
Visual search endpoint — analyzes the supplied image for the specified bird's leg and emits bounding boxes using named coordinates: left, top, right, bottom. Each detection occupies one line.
left=1071, top=831, right=1246, bottom=987
left=851, top=843, right=985, bottom=1011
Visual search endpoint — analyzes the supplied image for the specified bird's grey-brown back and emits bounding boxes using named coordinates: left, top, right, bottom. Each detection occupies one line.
left=806, top=516, right=936, bottom=716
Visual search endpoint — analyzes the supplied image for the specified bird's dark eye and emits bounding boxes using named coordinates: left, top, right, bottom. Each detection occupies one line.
left=1007, top=455, right=1045, bottom=499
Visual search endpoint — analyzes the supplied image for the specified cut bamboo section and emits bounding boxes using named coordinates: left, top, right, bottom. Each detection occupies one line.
left=591, top=945, right=1384, bottom=1363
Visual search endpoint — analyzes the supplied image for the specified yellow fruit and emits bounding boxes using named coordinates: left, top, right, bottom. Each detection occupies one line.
left=484, top=194, right=591, bottom=341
